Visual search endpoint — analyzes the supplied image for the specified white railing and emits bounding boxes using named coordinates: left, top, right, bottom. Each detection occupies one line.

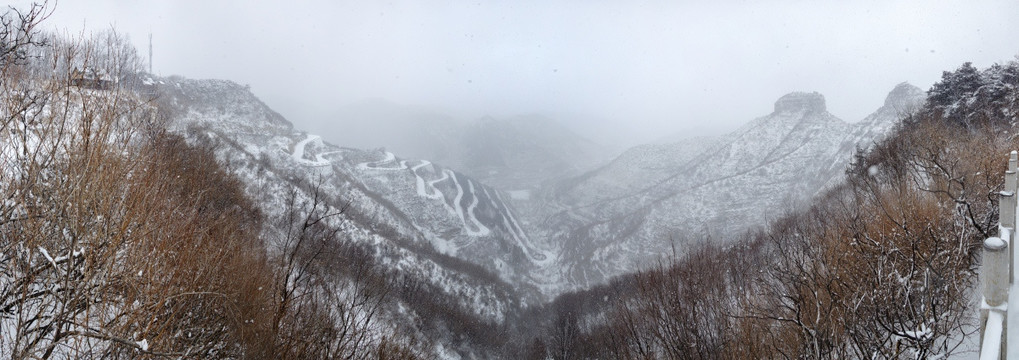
left=979, top=151, right=1018, bottom=360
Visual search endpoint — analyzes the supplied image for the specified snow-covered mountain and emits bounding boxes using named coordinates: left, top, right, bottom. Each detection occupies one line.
left=535, top=83, right=926, bottom=289
left=145, top=77, right=542, bottom=356
left=147, top=75, right=923, bottom=302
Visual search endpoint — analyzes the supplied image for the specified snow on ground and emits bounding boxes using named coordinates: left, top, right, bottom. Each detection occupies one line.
left=437, top=169, right=489, bottom=237
left=316, top=150, right=345, bottom=162
left=423, top=230, right=459, bottom=257
left=427, top=171, right=451, bottom=193
left=493, top=190, right=555, bottom=266
left=411, top=160, right=445, bottom=199
left=464, top=181, right=491, bottom=236
left=356, top=150, right=407, bottom=170
left=446, top=170, right=472, bottom=237
left=291, top=134, right=330, bottom=166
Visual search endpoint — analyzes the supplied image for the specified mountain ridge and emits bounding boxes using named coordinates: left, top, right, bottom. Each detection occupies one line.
left=535, top=83, right=925, bottom=290
left=150, top=74, right=925, bottom=298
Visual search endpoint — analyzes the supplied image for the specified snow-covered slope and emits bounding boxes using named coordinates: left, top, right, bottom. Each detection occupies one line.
left=144, top=77, right=547, bottom=357
left=145, top=74, right=923, bottom=303
left=536, top=83, right=926, bottom=290
left=556, top=136, right=717, bottom=204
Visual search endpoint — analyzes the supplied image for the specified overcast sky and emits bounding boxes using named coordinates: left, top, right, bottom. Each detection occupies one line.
left=30, top=0, right=1019, bottom=146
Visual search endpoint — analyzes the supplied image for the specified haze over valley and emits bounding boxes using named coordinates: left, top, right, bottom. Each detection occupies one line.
left=2, top=1, right=1019, bottom=358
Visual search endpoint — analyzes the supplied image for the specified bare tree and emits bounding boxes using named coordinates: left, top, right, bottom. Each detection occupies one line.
left=1, top=5, right=278, bottom=357
left=0, top=1, right=51, bottom=66
left=548, top=301, right=580, bottom=360
left=265, top=179, right=408, bottom=359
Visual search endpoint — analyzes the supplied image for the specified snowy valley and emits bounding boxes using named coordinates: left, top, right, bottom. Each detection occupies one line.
left=3, top=2, right=1017, bottom=358
left=207, top=79, right=926, bottom=298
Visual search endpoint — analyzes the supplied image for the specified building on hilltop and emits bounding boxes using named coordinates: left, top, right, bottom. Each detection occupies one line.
left=69, top=67, right=115, bottom=90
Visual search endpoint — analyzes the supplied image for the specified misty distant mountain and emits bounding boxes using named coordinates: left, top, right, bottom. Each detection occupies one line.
left=534, top=83, right=926, bottom=289
left=307, top=98, right=467, bottom=161
left=455, top=115, right=609, bottom=189
left=312, top=100, right=609, bottom=190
